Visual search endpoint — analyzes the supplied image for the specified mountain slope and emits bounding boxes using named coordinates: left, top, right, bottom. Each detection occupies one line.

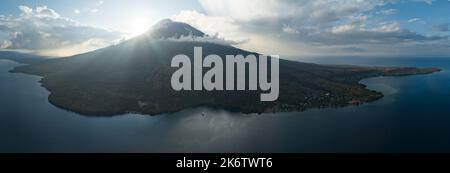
left=0, top=51, right=46, bottom=64
left=11, top=20, right=441, bottom=116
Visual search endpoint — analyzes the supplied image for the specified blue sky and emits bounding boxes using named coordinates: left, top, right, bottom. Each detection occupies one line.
left=0, top=0, right=449, bottom=57
left=385, top=1, right=450, bottom=34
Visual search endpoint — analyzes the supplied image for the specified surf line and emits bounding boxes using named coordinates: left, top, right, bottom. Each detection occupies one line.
left=170, top=47, right=279, bottom=101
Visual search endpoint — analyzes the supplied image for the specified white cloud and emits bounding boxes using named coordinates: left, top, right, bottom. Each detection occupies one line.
left=379, top=9, right=396, bottom=15
left=18, top=6, right=33, bottom=15
left=332, top=24, right=356, bottom=33
left=408, top=18, right=421, bottom=23
left=369, top=22, right=401, bottom=32
left=19, top=5, right=60, bottom=18
left=0, top=5, right=124, bottom=56
left=172, top=10, right=248, bottom=44
left=407, top=18, right=426, bottom=24
left=412, top=0, right=434, bottom=5
left=0, top=40, right=11, bottom=49
left=164, top=33, right=244, bottom=46
left=282, top=25, right=299, bottom=34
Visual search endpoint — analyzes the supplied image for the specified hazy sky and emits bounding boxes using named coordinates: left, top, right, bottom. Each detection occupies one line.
left=0, top=0, right=449, bottom=57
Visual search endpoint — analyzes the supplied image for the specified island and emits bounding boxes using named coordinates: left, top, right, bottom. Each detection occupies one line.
left=7, top=20, right=442, bottom=116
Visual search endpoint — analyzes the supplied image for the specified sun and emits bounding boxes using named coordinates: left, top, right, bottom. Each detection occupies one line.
left=127, top=16, right=151, bottom=37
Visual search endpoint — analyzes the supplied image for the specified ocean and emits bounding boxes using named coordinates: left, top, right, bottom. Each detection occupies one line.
left=1, top=57, right=449, bottom=153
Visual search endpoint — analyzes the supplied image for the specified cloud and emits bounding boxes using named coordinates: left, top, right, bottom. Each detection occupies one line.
left=412, top=0, right=435, bottom=5
left=433, top=23, right=450, bottom=32
left=173, top=0, right=450, bottom=57
left=282, top=25, right=299, bottom=34
left=164, top=33, right=245, bottom=46
left=378, top=9, right=397, bottom=15
left=19, top=5, right=60, bottom=18
left=172, top=10, right=248, bottom=44
left=0, top=5, right=124, bottom=56
left=408, top=18, right=426, bottom=24
left=198, top=0, right=381, bottom=24
left=0, top=40, right=11, bottom=49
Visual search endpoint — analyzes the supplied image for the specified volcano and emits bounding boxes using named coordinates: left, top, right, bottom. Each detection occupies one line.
left=11, top=19, right=441, bottom=116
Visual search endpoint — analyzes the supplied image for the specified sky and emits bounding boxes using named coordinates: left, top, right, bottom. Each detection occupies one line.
left=0, top=0, right=449, bottom=57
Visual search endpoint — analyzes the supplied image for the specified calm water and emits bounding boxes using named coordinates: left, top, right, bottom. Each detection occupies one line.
left=1, top=58, right=450, bottom=153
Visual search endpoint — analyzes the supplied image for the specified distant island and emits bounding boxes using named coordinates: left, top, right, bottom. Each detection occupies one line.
left=4, top=20, right=442, bottom=116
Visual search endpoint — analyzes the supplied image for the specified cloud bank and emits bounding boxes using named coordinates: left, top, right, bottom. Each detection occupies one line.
left=0, top=5, right=124, bottom=56
left=173, top=0, right=450, bottom=57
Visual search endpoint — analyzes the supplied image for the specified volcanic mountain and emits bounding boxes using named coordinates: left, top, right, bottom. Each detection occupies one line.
left=10, top=19, right=440, bottom=116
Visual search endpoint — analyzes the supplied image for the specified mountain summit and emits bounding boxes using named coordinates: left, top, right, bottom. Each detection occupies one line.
left=11, top=20, right=440, bottom=116
left=147, top=19, right=206, bottom=39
